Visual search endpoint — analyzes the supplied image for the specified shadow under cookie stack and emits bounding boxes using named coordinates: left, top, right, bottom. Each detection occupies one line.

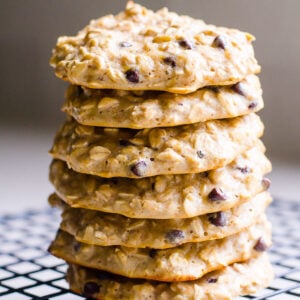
left=48, top=2, right=273, bottom=299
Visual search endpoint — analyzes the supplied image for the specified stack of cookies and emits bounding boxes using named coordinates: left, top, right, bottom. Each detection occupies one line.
left=48, top=2, right=273, bottom=299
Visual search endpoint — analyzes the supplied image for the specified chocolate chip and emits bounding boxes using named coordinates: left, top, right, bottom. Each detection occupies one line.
left=212, top=35, right=227, bottom=50
left=119, top=139, right=132, bottom=146
left=111, top=178, right=119, bottom=185
left=75, top=86, right=83, bottom=97
left=94, top=127, right=104, bottom=135
left=208, top=212, right=227, bottom=227
left=83, top=282, right=100, bottom=297
left=236, top=166, right=251, bottom=174
left=197, top=150, right=205, bottom=159
left=208, top=188, right=227, bottom=201
left=232, top=82, right=245, bottom=96
left=262, top=177, right=271, bottom=190
left=125, top=69, right=139, bottom=83
left=207, top=277, right=218, bottom=283
left=163, top=56, right=176, bottom=67
left=165, top=229, right=185, bottom=244
left=96, top=270, right=117, bottom=280
left=149, top=249, right=157, bottom=258
left=248, top=102, right=258, bottom=109
left=207, top=86, right=220, bottom=93
left=130, top=161, right=147, bottom=177
left=73, top=241, right=81, bottom=252
left=202, top=171, right=209, bottom=178
left=178, top=39, right=193, bottom=49
left=254, top=237, right=268, bottom=252
left=120, top=41, right=132, bottom=47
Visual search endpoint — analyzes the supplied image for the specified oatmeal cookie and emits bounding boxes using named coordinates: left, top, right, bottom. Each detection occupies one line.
left=50, top=113, right=264, bottom=178
left=49, top=219, right=271, bottom=281
left=49, top=144, right=271, bottom=218
left=63, top=75, right=263, bottom=128
left=50, top=192, right=271, bottom=249
left=50, top=2, right=260, bottom=93
left=66, top=253, right=273, bottom=299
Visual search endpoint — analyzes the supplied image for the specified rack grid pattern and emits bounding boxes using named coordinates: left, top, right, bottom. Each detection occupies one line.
left=0, top=199, right=299, bottom=299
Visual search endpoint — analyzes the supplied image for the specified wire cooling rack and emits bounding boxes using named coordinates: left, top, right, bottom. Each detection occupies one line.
left=0, top=199, right=299, bottom=300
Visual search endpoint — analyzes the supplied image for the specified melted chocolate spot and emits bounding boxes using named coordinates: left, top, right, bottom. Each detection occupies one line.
left=197, top=150, right=205, bottom=159
left=254, top=237, right=268, bottom=252
left=163, top=56, right=176, bottom=67
left=213, top=35, right=227, bottom=50
left=125, top=69, right=139, bottom=83
left=83, top=282, right=100, bottom=297
left=208, top=212, right=227, bottom=227
left=178, top=39, right=193, bottom=49
left=130, top=161, right=147, bottom=177
left=208, top=188, right=227, bottom=201
left=232, top=82, right=245, bottom=96
left=165, top=229, right=185, bottom=244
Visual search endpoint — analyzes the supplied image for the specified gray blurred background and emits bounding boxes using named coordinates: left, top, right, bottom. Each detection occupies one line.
left=0, top=0, right=299, bottom=211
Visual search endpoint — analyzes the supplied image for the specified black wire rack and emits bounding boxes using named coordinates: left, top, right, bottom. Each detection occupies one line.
left=0, top=199, right=299, bottom=300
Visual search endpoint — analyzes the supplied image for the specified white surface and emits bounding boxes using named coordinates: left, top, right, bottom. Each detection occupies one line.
left=0, top=128, right=299, bottom=214
left=0, top=127, right=53, bottom=214
left=268, top=158, right=300, bottom=202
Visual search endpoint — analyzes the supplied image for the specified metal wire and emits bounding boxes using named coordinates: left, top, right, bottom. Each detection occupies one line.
left=0, top=199, right=299, bottom=299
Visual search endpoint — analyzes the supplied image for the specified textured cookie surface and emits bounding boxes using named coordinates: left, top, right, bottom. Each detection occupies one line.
left=63, top=75, right=263, bottom=129
left=50, top=144, right=271, bottom=218
left=67, top=253, right=273, bottom=300
left=50, top=2, right=260, bottom=93
left=49, top=220, right=271, bottom=281
left=50, top=192, right=271, bottom=249
left=50, top=113, right=263, bottom=178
